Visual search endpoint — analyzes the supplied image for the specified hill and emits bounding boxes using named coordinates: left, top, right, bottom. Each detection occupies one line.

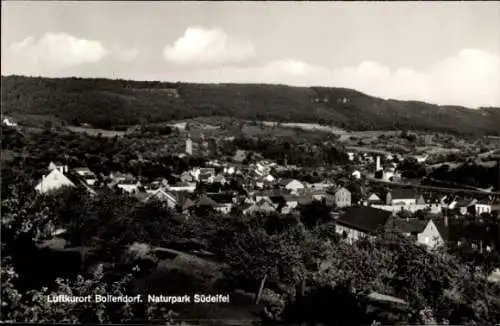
left=2, top=75, right=499, bottom=136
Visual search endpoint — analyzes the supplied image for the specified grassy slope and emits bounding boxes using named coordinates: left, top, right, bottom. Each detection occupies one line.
left=2, top=75, right=499, bottom=136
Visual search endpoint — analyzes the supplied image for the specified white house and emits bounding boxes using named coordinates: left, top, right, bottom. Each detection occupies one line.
left=334, top=187, right=352, bottom=208
left=367, top=193, right=384, bottom=205
left=386, top=189, right=424, bottom=206
left=283, top=179, right=305, bottom=193
left=416, top=220, right=444, bottom=249
left=474, top=200, right=493, bottom=215
left=264, top=174, right=275, bottom=183
left=117, top=181, right=141, bottom=194
left=2, top=117, right=18, bottom=127
left=414, top=155, right=429, bottom=163
left=48, top=162, right=68, bottom=174
left=243, top=199, right=277, bottom=215
left=35, top=169, right=76, bottom=194
left=144, top=189, right=177, bottom=209
left=313, top=180, right=334, bottom=190
left=351, top=170, right=361, bottom=180
left=223, top=166, right=235, bottom=175
left=168, top=182, right=196, bottom=193
left=74, top=167, right=97, bottom=186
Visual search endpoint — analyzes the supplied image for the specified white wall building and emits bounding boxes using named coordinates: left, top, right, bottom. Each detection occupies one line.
left=35, top=169, right=76, bottom=194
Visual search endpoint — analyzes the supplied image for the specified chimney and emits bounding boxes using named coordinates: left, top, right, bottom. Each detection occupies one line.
left=376, top=156, right=382, bottom=172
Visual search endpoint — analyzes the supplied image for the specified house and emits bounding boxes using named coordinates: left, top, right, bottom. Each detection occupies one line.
left=263, top=174, right=275, bottom=183
left=109, top=172, right=135, bottom=184
left=180, top=171, right=195, bottom=183
left=243, top=199, right=277, bottom=215
left=2, top=117, right=18, bottom=127
left=223, top=166, right=236, bottom=175
left=473, top=199, right=493, bottom=215
left=175, top=191, right=195, bottom=214
left=255, top=189, right=281, bottom=203
left=35, top=168, right=76, bottom=194
left=141, top=188, right=178, bottom=209
left=280, top=179, right=305, bottom=193
left=207, top=192, right=236, bottom=209
left=451, top=198, right=477, bottom=215
left=366, top=193, right=384, bottom=205
left=334, top=187, right=352, bottom=208
left=389, top=218, right=444, bottom=249
left=209, top=174, right=227, bottom=185
left=335, top=207, right=392, bottom=243
left=117, top=180, right=141, bottom=194
left=48, top=162, right=68, bottom=174
left=414, top=155, right=428, bottom=163
left=168, top=182, right=196, bottom=193
left=281, top=194, right=299, bottom=214
left=386, top=188, right=425, bottom=206
left=73, top=167, right=97, bottom=186
left=312, top=180, right=335, bottom=191
left=351, top=170, right=362, bottom=180
left=194, top=195, right=231, bottom=214
left=297, top=194, right=315, bottom=206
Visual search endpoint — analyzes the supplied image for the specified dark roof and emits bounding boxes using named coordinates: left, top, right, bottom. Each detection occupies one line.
left=389, top=188, right=419, bottom=200
left=196, top=196, right=219, bottom=207
left=337, top=206, right=392, bottom=234
left=456, top=198, right=475, bottom=207
left=207, top=192, right=234, bottom=204
left=388, top=218, right=428, bottom=234
left=172, top=181, right=192, bottom=187
left=256, top=189, right=285, bottom=198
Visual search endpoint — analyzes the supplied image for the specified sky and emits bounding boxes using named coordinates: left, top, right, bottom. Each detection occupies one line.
left=2, top=1, right=499, bottom=108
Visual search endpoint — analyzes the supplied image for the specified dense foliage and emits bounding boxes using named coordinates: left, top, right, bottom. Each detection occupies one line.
left=3, top=75, right=500, bottom=135
left=2, top=124, right=500, bottom=324
left=429, top=163, right=499, bottom=191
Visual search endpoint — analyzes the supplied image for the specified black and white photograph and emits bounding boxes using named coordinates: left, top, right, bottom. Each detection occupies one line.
left=1, top=1, right=500, bottom=325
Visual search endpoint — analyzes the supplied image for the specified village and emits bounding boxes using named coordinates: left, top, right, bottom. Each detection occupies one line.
left=33, top=129, right=500, bottom=255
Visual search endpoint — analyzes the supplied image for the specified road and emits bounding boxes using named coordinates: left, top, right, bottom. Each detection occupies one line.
left=366, top=175, right=500, bottom=196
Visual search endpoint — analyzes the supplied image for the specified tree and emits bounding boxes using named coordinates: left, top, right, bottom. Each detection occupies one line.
left=299, top=201, right=332, bottom=229
left=1, top=256, right=180, bottom=324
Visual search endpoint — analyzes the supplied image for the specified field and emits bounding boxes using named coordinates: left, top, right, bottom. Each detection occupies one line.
left=136, top=247, right=259, bottom=325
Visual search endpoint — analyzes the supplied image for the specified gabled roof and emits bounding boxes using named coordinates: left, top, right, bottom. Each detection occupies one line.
left=255, top=189, right=285, bottom=198
left=456, top=198, right=476, bottom=207
left=74, top=167, right=94, bottom=175
left=196, top=196, right=219, bottom=207
left=297, top=194, right=315, bottom=205
left=255, top=199, right=276, bottom=207
left=171, top=181, right=193, bottom=188
left=283, top=194, right=298, bottom=202
left=207, top=192, right=234, bottom=204
left=388, top=218, right=428, bottom=234
left=367, top=193, right=382, bottom=202
left=145, top=189, right=177, bottom=203
left=35, top=169, right=76, bottom=193
left=334, top=186, right=350, bottom=194
left=337, top=207, right=392, bottom=234
left=389, top=188, right=420, bottom=200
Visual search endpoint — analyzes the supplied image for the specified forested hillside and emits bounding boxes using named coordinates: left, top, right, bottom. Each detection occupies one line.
left=2, top=75, right=499, bottom=135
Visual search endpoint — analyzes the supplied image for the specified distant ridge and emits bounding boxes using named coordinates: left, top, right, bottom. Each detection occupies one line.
left=1, top=75, right=499, bottom=136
